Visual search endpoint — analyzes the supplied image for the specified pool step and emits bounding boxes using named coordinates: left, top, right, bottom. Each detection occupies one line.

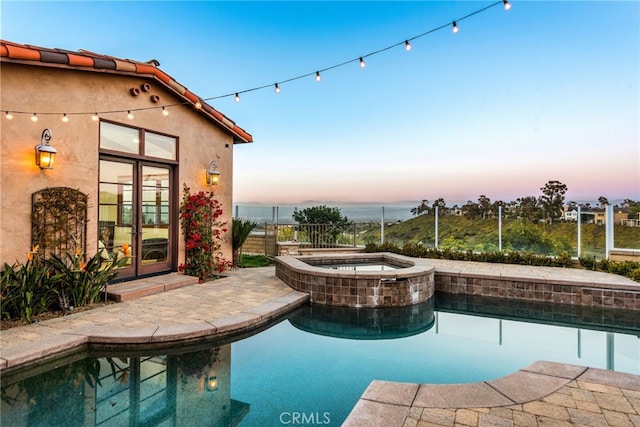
left=104, top=273, right=200, bottom=302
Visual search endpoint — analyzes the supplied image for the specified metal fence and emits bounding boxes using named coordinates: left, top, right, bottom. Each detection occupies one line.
left=275, top=223, right=358, bottom=249
left=239, top=205, right=639, bottom=260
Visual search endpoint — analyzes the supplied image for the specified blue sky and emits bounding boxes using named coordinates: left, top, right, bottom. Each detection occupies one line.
left=2, top=1, right=639, bottom=204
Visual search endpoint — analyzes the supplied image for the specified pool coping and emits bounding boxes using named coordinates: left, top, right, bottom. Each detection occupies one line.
left=343, top=360, right=640, bottom=426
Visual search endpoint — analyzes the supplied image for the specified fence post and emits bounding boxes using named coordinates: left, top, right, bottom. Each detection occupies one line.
left=352, top=222, right=356, bottom=247
left=381, top=206, right=385, bottom=245
left=577, top=206, right=581, bottom=258
left=605, top=204, right=614, bottom=259
left=435, top=206, right=439, bottom=249
left=498, top=205, right=502, bottom=252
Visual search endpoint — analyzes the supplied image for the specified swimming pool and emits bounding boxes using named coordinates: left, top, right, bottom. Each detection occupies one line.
left=1, top=294, right=638, bottom=426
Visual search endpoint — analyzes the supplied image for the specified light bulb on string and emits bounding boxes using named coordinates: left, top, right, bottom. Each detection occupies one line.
left=5, top=111, right=13, bottom=120
left=235, top=93, right=240, bottom=103
left=405, top=40, right=412, bottom=51
left=127, top=110, right=134, bottom=120
left=359, top=57, right=366, bottom=68
left=503, top=0, right=511, bottom=10
left=315, top=71, right=321, bottom=82
left=162, top=107, right=169, bottom=116
left=452, top=21, right=459, bottom=33
left=31, top=113, right=38, bottom=122
left=62, top=113, right=69, bottom=123
left=194, top=101, right=202, bottom=110
left=274, top=83, right=281, bottom=93
left=91, top=113, right=99, bottom=121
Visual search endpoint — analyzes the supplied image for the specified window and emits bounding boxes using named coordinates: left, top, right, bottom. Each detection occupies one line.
left=100, top=122, right=177, bottom=161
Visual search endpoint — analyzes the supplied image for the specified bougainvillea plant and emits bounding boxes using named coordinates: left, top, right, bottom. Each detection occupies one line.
left=178, top=184, right=231, bottom=281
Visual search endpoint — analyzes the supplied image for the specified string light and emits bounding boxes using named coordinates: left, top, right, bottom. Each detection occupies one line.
left=61, top=113, right=69, bottom=123
left=2, top=1, right=507, bottom=115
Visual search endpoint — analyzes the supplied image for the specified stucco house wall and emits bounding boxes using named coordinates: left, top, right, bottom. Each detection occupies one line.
left=1, top=43, right=251, bottom=276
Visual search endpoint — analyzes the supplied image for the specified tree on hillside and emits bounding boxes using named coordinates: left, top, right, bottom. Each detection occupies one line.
left=491, top=200, right=505, bottom=217
left=515, top=196, right=542, bottom=223
left=411, top=200, right=430, bottom=216
left=292, top=205, right=351, bottom=247
left=539, top=180, right=567, bottom=222
left=432, top=198, right=447, bottom=215
left=622, top=199, right=640, bottom=218
left=598, top=196, right=609, bottom=207
left=478, top=195, right=492, bottom=218
left=461, top=200, right=481, bottom=219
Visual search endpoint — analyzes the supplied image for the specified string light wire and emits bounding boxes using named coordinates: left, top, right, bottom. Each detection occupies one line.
left=2, top=1, right=508, bottom=119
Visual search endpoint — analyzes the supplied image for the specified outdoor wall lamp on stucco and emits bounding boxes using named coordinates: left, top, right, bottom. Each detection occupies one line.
left=206, top=161, right=220, bottom=186
left=35, top=129, right=56, bottom=169
left=206, top=375, right=218, bottom=392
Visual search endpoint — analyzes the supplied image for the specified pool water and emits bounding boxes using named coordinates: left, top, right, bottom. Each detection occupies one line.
left=2, top=295, right=638, bottom=426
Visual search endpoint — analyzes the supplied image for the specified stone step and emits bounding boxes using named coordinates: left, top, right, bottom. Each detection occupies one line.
left=104, top=273, right=200, bottom=302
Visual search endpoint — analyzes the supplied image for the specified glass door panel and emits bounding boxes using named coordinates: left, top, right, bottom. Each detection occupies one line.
left=140, top=165, right=170, bottom=271
left=99, top=160, right=135, bottom=276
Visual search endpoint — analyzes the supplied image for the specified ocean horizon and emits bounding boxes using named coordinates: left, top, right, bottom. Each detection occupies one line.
left=232, top=202, right=420, bottom=224
left=232, top=197, right=621, bottom=224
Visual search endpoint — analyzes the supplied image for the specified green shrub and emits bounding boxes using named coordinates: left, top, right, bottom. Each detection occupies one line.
left=1, top=259, right=56, bottom=323
left=578, top=255, right=597, bottom=270
left=48, top=249, right=129, bottom=309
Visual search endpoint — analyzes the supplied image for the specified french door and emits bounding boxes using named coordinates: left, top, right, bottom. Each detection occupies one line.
left=99, top=158, right=174, bottom=279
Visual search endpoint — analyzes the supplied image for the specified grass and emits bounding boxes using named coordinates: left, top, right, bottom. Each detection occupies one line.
left=237, top=254, right=274, bottom=268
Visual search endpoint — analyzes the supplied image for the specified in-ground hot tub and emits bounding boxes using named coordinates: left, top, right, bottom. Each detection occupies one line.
left=275, top=253, right=434, bottom=307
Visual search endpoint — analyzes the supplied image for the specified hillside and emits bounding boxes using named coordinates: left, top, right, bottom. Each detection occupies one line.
left=360, top=215, right=640, bottom=258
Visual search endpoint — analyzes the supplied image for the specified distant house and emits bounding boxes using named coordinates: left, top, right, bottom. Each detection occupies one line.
left=562, top=205, right=637, bottom=227
left=562, top=208, right=579, bottom=222
left=1, top=40, right=252, bottom=280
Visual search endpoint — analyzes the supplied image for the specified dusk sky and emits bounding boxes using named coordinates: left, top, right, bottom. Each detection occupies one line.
left=2, top=1, right=639, bottom=204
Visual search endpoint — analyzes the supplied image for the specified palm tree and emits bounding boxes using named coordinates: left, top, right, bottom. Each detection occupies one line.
left=232, top=218, right=257, bottom=267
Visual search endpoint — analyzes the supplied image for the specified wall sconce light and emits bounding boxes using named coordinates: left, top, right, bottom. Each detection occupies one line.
left=206, top=161, right=220, bottom=186
left=206, top=375, right=218, bottom=392
left=35, top=129, right=56, bottom=169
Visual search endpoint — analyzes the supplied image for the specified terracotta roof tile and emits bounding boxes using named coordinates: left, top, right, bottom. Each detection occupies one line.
left=113, top=59, right=137, bottom=72
left=39, top=50, right=68, bottom=64
left=1, top=39, right=252, bottom=143
left=67, top=53, right=94, bottom=67
left=5, top=43, right=41, bottom=61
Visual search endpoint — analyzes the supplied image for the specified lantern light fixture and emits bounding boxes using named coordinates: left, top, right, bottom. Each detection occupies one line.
left=206, top=161, right=220, bottom=186
left=35, top=129, right=56, bottom=169
left=206, top=376, right=218, bottom=392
